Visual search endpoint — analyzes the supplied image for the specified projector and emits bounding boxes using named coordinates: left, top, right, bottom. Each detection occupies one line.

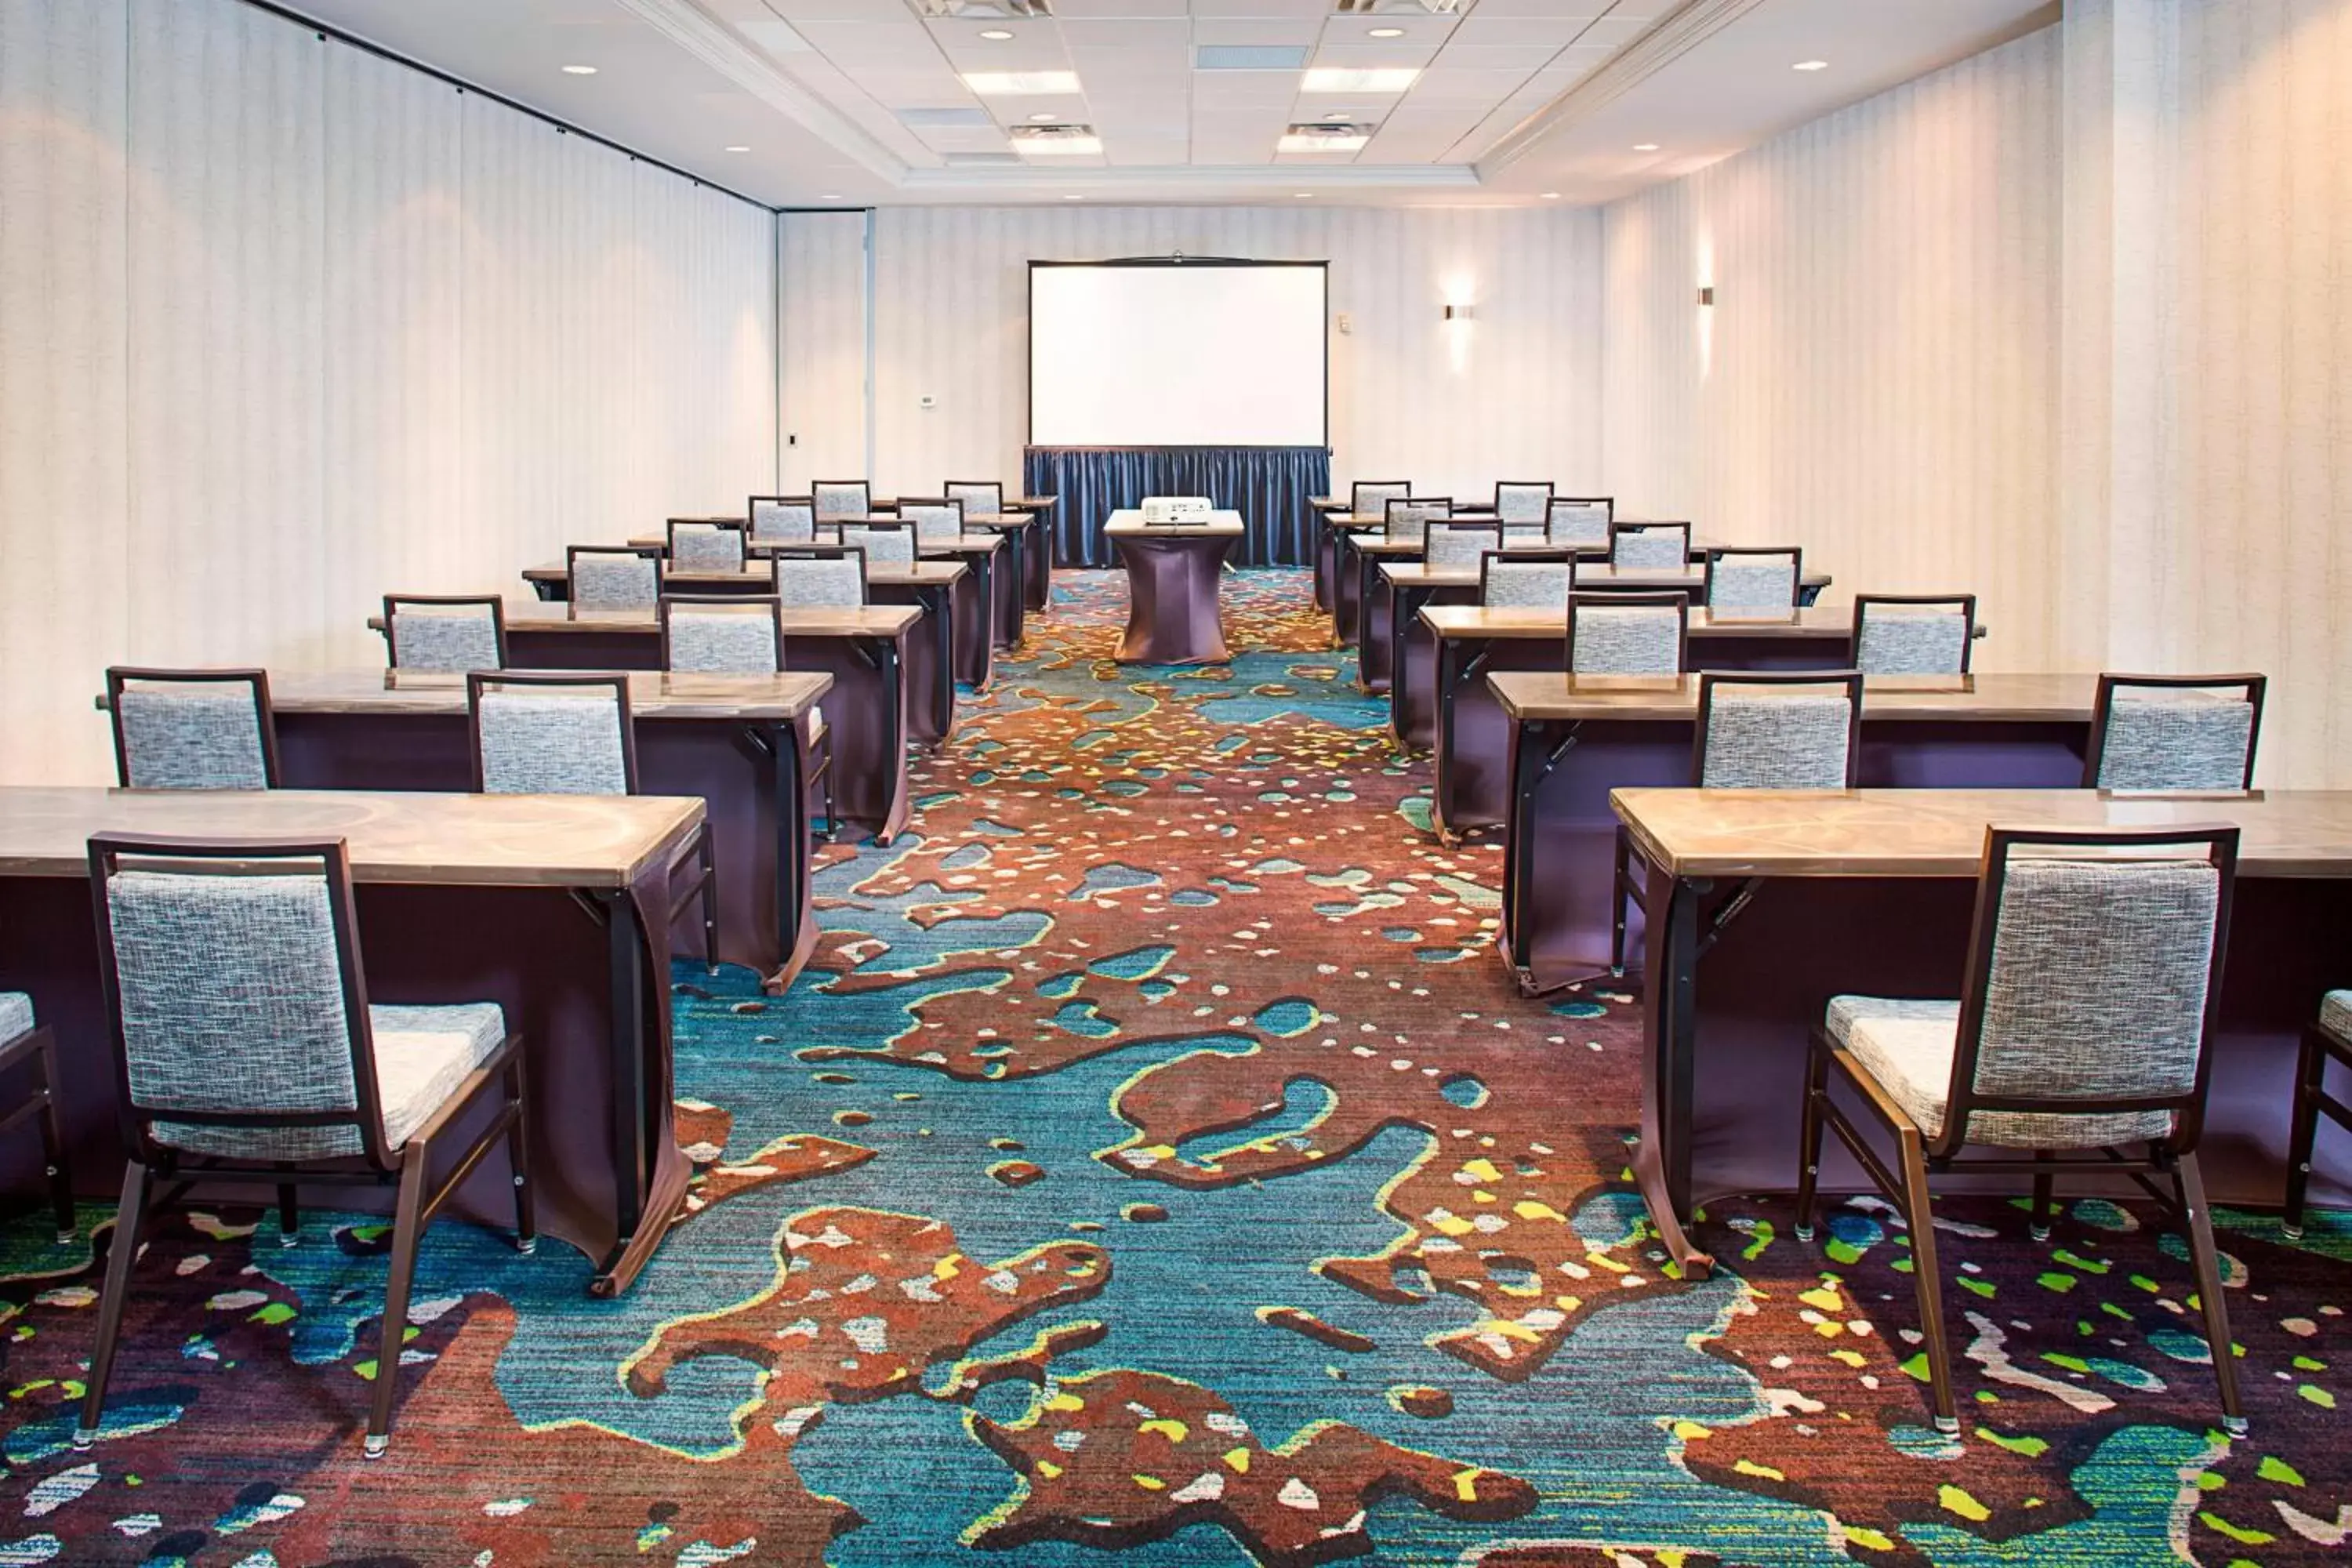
left=1142, top=496, right=1213, bottom=524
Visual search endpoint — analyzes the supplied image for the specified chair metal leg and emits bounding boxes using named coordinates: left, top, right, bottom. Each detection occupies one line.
left=1895, top=1131, right=1960, bottom=1433
left=2029, top=1158, right=2056, bottom=1242
left=76, top=1162, right=154, bottom=1449
left=1609, top=826, right=1633, bottom=978
left=366, top=1146, right=430, bottom=1458
left=1794, top=1040, right=1829, bottom=1242
left=2284, top=1028, right=2327, bottom=1240
left=818, top=734, right=838, bottom=845
left=32, top=1035, right=74, bottom=1243
left=697, top=826, right=719, bottom=975
left=506, top=1052, right=537, bottom=1255
left=2175, top=1152, right=2248, bottom=1436
left=276, top=1180, right=299, bottom=1247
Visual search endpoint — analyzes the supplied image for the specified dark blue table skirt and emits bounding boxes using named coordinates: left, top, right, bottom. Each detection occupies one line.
left=1022, top=445, right=1330, bottom=568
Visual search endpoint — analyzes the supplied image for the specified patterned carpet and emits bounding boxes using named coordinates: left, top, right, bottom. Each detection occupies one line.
left=2, top=569, right=2347, bottom=1566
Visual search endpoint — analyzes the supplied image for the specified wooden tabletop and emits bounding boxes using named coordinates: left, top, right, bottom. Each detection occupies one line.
left=1611, top=787, right=2352, bottom=881
left=492, top=604, right=922, bottom=638
left=1382, top=561, right=1831, bottom=591
left=1423, top=604, right=1856, bottom=642
left=1490, top=671, right=2100, bottom=724
left=1105, top=510, right=1247, bottom=536
left=271, top=669, right=831, bottom=721
left=524, top=561, right=965, bottom=590
left=0, top=786, right=703, bottom=890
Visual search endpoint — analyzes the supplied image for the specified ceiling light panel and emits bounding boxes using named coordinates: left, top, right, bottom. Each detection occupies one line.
left=961, top=69, right=1083, bottom=91
left=1301, top=66, right=1419, bottom=91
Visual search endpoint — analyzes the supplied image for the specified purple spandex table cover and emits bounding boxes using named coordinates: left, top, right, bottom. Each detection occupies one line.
left=1109, top=523, right=1242, bottom=665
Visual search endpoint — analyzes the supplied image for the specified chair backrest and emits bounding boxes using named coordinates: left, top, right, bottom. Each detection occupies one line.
left=813, top=481, right=870, bottom=522
left=1494, top=481, right=1554, bottom=524
left=667, top=520, right=746, bottom=574
left=568, top=546, right=664, bottom=612
left=1610, top=521, right=1691, bottom=570
left=87, top=833, right=390, bottom=1167
left=945, top=481, right=1003, bottom=517
left=1853, top=593, right=1978, bottom=675
left=748, top=495, right=816, bottom=545
left=1704, top=546, right=1802, bottom=613
left=467, top=671, right=637, bottom=796
left=1566, top=592, right=1687, bottom=674
left=769, top=546, right=869, bottom=610
left=2085, top=674, right=2266, bottom=791
left=1385, top=496, right=1452, bottom=541
left=840, top=522, right=916, bottom=568
left=900, top=499, right=964, bottom=541
left=1352, top=481, right=1410, bottom=520
left=1693, top=670, right=1864, bottom=787
left=106, top=668, right=279, bottom=790
left=383, top=595, right=506, bottom=673
left=1547, top=498, right=1613, bottom=547
left=1481, top=549, right=1577, bottom=610
left=1425, top=522, right=1502, bottom=573
left=660, top=595, right=787, bottom=675
left=1936, top=824, right=2238, bottom=1156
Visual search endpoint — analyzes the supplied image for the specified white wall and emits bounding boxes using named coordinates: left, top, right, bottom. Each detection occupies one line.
left=781, top=205, right=1605, bottom=505
left=0, top=0, right=778, bottom=783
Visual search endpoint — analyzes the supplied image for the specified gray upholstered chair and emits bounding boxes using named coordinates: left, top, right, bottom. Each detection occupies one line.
left=106, top=668, right=279, bottom=790
left=813, top=481, right=870, bottom=523
left=1704, top=546, right=1802, bottom=613
left=1547, top=499, right=1613, bottom=549
left=667, top=519, right=746, bottom=575
left=2085, top=674, right=2266, bottom=791
left=0, top=993, right=75, bottom=1244
left=1385, top=496, right=1452, bottom=542
left=749, top=495, right=817, bottom=546
left=382, top=595, right=506, bottom=673
left=1853, top=594, right=1978, bottom=675
left=2287, top=990, right=2352, bottom=1240
left=466, top=673, right=719, bottom=966
left=1352, top=481, right=1410, bottom=521
left=771, top=547, right=869, bottom=609
left=1480, top=549, right=1576, bottom=610
left=567, top=546, right=663, bottom=612
left=840, top=522, right=916, bottom=568
left=1612, top=670, right=1863, bottom=977
left=1425, top=521, right=1501, bottom=573
left=1795, top=823, right=2246, bottom=1436
left=656, top=599, right=838, bottom=841
left=1568, top=590, right=1688, bottom=674
left=78, top=833, right=533, bottom=1459
left=1609, top=521, right=1691, bottom=570
left=1493, top=481, right=1554, bottom=524
left=900, top=499, right=964, bottom=543
left=945, top=481, right=1003, bottom=517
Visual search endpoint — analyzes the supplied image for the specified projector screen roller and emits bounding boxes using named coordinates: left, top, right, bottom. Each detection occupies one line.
left=1029, top=260, right=1327, bottom=447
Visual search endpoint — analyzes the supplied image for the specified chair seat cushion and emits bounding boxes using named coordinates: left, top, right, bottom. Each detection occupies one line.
left=155, top=1001, right=506, bottom=1161
left=1841, top=1001, right=2172, bottom=1149
left=0, top=991, right=31, bottom=1044
left=2321, top=989, right=2352, bottom=1043
left=1826, top=994, right=1958, bottom=1047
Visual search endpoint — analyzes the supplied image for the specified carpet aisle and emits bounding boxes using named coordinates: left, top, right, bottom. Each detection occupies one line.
left=0, top=569, right=2345, bottom=1566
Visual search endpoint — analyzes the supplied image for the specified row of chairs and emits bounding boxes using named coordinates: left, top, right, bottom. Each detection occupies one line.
left=1445, top=534, right=1802, bottom=613
left=732, top=483, right=1008, bottom=553
left=1349, top=479, right=1584, bottom=526
left=581, top=528, right=920, bottom=611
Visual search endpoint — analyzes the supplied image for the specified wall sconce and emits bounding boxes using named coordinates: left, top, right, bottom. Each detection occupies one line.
left=1443, top=304, right=1472, bottom=321
left=1697, top=287, right=1715, bottom=306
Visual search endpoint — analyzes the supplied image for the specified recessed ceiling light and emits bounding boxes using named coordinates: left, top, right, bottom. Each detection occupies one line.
left=724, top=145, right=751, bottom=153
left=961, top=70, right=1081, bottom=94
left=1294, top=191, right=1313, bottom=198
left=561, top=64, right=597, bottom=74
left=1792, top=59, right=1829, bottom=71
left=1302, top=67, right=1418, bottom=93
left=1540, top=191, right=1559, bottom=199
left=1029, top=111, right=1058, bottom=122
left=820, top=192, right=840, bottom=200
left=1064, top=194, right=1085, bottom=200
left=1368, top=26, right=1404, bottom=37
left=1633, top=143, right=1658, bottom=151
left=978, top=27, right=1014, bottom=39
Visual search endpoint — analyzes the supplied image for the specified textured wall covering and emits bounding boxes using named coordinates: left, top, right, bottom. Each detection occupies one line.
left=822, top=205, right=1605, bottom=506
left=778, top=210, right=871, bottom=491
left=0, top=0, right=776, bottom=782
left=1601, top=27, right=2067, bottom=673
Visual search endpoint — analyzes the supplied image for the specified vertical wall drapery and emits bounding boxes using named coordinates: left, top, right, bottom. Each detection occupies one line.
left=1022, top=447, right=1332, bottom=568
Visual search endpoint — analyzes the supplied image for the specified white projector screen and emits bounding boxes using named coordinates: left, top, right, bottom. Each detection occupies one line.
left=1029, top=260, right=1328, bottom=447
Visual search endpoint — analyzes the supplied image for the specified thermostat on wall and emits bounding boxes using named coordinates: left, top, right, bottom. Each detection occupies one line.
left=919, top=394, right=937, bottom=410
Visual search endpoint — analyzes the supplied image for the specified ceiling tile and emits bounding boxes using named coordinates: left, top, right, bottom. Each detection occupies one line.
left=1431, top=42, right=1564, bottom=71
left=1186, top=0, right=1332, bottom=17
left=757, top=0, right=911, bottom=19
left=1191, top=18, right=1322, bottom=45
left=1057, top=17, right=1192, bottom=48
left=1443, top=15, right=1605, bottom=47
left=1405, top=67, right=1536, bottom=102
left=795, top=18, right=949, bottom=65
left=1044, top=0, right=1189, bottom=14
left=1308, top=42, right=1440, bottom=68
left=1574, top=16, right=1657, bottom=48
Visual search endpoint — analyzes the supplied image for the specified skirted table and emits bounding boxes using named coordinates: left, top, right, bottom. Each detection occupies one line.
left=1105, top=512, right=1245, bottom=665
left=0, top=786, right=706, bottom=1297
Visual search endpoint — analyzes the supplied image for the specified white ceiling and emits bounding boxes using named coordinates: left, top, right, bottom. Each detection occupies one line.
left=280, top=0, right=2056, bottom=208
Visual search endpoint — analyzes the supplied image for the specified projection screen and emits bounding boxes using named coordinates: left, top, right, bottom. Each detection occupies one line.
left=1028, top=260, right=1329, bottom=447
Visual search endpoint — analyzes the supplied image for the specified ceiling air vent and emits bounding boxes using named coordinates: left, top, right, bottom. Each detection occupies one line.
left=912, top=0, right=1053, bottom=16
left=1279, top=120, right=1372, bottom=151
left=1009, top=123, right=1103, bottom=154
left=1330, top=0, right=1461, bottom=13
